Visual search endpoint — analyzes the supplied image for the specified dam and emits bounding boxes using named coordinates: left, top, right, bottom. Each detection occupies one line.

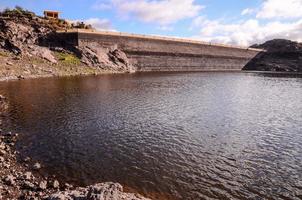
left=58, top=29, right=263, bottom=72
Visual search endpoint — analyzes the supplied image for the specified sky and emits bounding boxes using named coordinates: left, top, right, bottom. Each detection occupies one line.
left=1, top=0, right=302, bottom=46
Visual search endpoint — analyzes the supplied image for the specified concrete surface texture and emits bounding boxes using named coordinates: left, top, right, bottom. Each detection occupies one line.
left=60, top=30, right=262, bottom=72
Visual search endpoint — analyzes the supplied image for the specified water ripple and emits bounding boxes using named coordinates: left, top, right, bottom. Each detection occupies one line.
left=0, top=72, right=302, bottom=199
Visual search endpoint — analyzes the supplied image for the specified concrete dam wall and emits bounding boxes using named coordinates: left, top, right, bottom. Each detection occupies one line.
left=59, top=30, right=262, bottom=72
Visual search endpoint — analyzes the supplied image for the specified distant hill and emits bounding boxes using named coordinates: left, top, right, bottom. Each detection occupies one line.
left=243, top=39, right=302, bottom=72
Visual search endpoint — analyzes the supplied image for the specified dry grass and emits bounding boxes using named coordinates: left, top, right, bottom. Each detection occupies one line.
left=55, top=52, right=81, bottom=66
left=0, top=51, right=9, bottom=57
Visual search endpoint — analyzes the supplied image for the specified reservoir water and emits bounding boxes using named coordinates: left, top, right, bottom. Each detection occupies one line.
left=1, top=72, right=302, bottom=199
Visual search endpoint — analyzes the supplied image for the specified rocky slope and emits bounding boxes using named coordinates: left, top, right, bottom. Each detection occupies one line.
left=0, top=7, right=135, bottom=81
left=243, top=39, right=302, bottom=72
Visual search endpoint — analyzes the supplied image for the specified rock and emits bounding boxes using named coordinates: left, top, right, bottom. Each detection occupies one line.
left=6, top=62, right=13, bottom=66
left=77, top=46, right=135, bottom=72
left=3, top=132, right=13, bottom=136
left=4, top=144, right=10, bottom=151
left=0, top=149, right=6, bottom=156
left=3, top=163, right=10, bottom=168
left=53, top=180, right=60, bottom=189
left=244, top=39, right=302, bottom=72
left=0, top=95, right=6, bottom=100
left=23, top=171, right=33, bottom=180
left=0, top=142, right=5, bottom=149
left=64, top=183, right=73, bottom=190
left=3, top=175, right=15, bottom=186
left=23, top=156, right=31, bottom=162
left=87, top=182, right=150, bottom=200
left=39, top=180, right=47, bottom=190
left=48, top=180, right=60, bottom=189
left=17, top=75, right=25, bottom=80
left=0, top=156, right=4, bottom=162
left=31, top=46, right=57, bottom=64
left=33, top=162, right=41, bottom=170
left=23, top=181, right=36, bottom=190
left=110, top=49, right=136, bottom=73
left=47, top=192, right=75, bottom=200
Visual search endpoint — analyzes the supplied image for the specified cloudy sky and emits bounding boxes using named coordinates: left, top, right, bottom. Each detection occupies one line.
left=1, top=0, right=302, bottom=46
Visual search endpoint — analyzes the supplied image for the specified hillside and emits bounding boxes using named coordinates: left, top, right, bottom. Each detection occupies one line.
left=0, top=7, right=134, bottom=81
left=243, top=39, right=302, bottom=72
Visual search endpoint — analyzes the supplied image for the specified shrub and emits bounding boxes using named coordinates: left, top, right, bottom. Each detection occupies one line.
left=55, top=52, right=81, bottom=65
left=0, top=6, right=36, bottom=17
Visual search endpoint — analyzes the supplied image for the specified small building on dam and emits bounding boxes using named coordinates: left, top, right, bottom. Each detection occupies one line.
left=58, top=29, right=263, bottom=72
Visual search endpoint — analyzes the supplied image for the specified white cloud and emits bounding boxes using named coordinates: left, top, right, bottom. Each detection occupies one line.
left=70, top=18, right=113, bottom=31
left=157, top=25, right=174, bottom=31
left=94, top=0, right=204, bottom=25
left=192, top=17, right=302, bottom=46
left=0, top=5, right=6, bottom=12
left=241, top=8, right=254, bottom=16
left=92, top=1, right=112, bottom=10
left=84, top=18, right=113, bottom=30
left=257, top=0, right=302, bottom=19
left=191, top=0, right=302, bottom=46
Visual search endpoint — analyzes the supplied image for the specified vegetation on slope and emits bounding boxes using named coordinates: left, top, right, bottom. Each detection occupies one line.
left=0, top=6, right=134, bottom=80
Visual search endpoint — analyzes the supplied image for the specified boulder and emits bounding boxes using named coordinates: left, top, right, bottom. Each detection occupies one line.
left=33, top=162, right=41, bottom=170
left=31, top=46, right=57, bottom=64
left=39, top=180, right=48, bottom=190
left=0, top=149, right=6, bottom=156
left=23, top=171, right=33, bottom=180
left=23, top=181, right=36, bottom=190
left=77, top=46, right=135, bottom=72
left=3, top=175, right=15, bottom=186
left=52, top=180, right=60, bottom=189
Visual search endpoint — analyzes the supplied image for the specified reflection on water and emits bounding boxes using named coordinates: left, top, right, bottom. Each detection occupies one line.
left=1, top=72, right=302, bottom=200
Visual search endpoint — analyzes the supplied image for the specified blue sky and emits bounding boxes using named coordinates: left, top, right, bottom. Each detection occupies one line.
left=1, top=0, right=302, bottom=46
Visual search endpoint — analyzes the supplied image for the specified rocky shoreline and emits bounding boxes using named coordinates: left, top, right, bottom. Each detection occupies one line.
left=0, top=96, right=150, bottom=200
left=0, top=52, right=124, bottom=82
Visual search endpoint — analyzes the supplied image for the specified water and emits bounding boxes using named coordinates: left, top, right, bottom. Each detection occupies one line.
left=1, top=72, right=302, bottom=200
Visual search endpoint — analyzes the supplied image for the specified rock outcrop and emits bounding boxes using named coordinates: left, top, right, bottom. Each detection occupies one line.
left=77, top=46, right=135, bottom=72
left=243, top=39, right=302, bottom=72
left=0, top=8, right=135, bottom=75
left=0, top=12, right=57, bottom=57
